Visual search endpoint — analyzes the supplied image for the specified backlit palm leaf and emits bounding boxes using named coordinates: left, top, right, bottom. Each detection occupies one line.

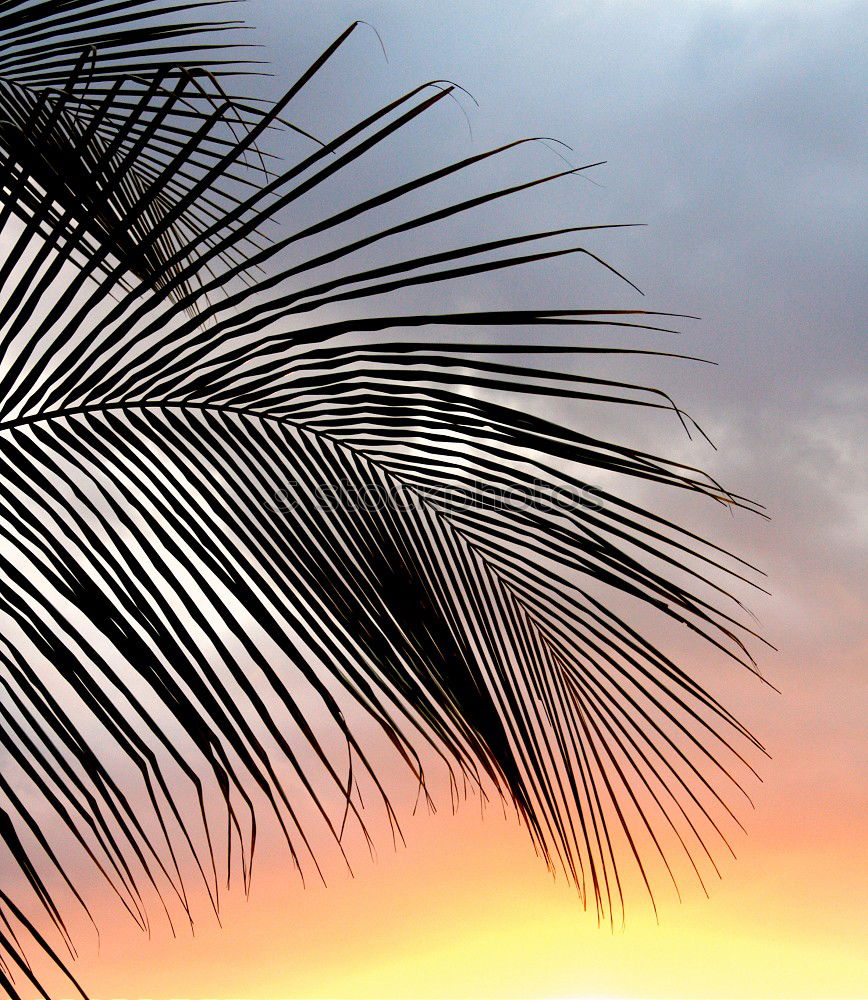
left=0, top=5, right=768, bottom=997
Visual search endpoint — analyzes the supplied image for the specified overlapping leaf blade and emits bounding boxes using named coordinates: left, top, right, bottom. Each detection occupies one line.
left=0, top=6, right=768, bottom=998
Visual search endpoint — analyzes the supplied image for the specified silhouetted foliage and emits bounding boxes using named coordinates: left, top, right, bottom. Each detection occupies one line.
left=0, top=3, right=769, bottom=996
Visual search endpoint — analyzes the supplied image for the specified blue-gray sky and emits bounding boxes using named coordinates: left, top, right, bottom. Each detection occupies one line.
left=249, top=0, right=865, bottom=724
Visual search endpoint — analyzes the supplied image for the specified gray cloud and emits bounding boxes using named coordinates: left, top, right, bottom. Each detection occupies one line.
left=244, top=0, right=866, bottom=772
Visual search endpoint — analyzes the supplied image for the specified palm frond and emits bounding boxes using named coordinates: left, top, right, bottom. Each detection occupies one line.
left=0, top=0, right=258, bottom=86
left=0, top=7, right=769, bottom=997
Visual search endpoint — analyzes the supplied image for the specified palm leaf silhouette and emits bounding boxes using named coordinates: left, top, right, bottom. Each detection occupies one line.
left=0, top=3, right=770, bottom=997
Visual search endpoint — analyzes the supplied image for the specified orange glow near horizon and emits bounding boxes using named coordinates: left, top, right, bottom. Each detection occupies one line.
left=18, top=583, right=868, bottom=1000
left=53, top=816, right=868, bottom=1000
left=39, top=668, right=867, bottom=1000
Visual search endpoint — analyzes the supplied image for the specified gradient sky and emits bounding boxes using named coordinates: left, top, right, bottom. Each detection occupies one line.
left=18, top=1, right=867, bottom=997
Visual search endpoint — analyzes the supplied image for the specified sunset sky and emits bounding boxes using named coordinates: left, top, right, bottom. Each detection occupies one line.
left=16, top=1, right=866, bottom=998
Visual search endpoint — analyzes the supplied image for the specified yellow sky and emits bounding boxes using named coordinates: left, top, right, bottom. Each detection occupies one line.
left=15, top=494, right=866, bottom=1000
left=44, top=678, right=866, bottom=1000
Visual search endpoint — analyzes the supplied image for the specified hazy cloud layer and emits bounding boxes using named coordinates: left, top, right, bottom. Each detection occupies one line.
left=251, top=0, right=865, bottom=631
